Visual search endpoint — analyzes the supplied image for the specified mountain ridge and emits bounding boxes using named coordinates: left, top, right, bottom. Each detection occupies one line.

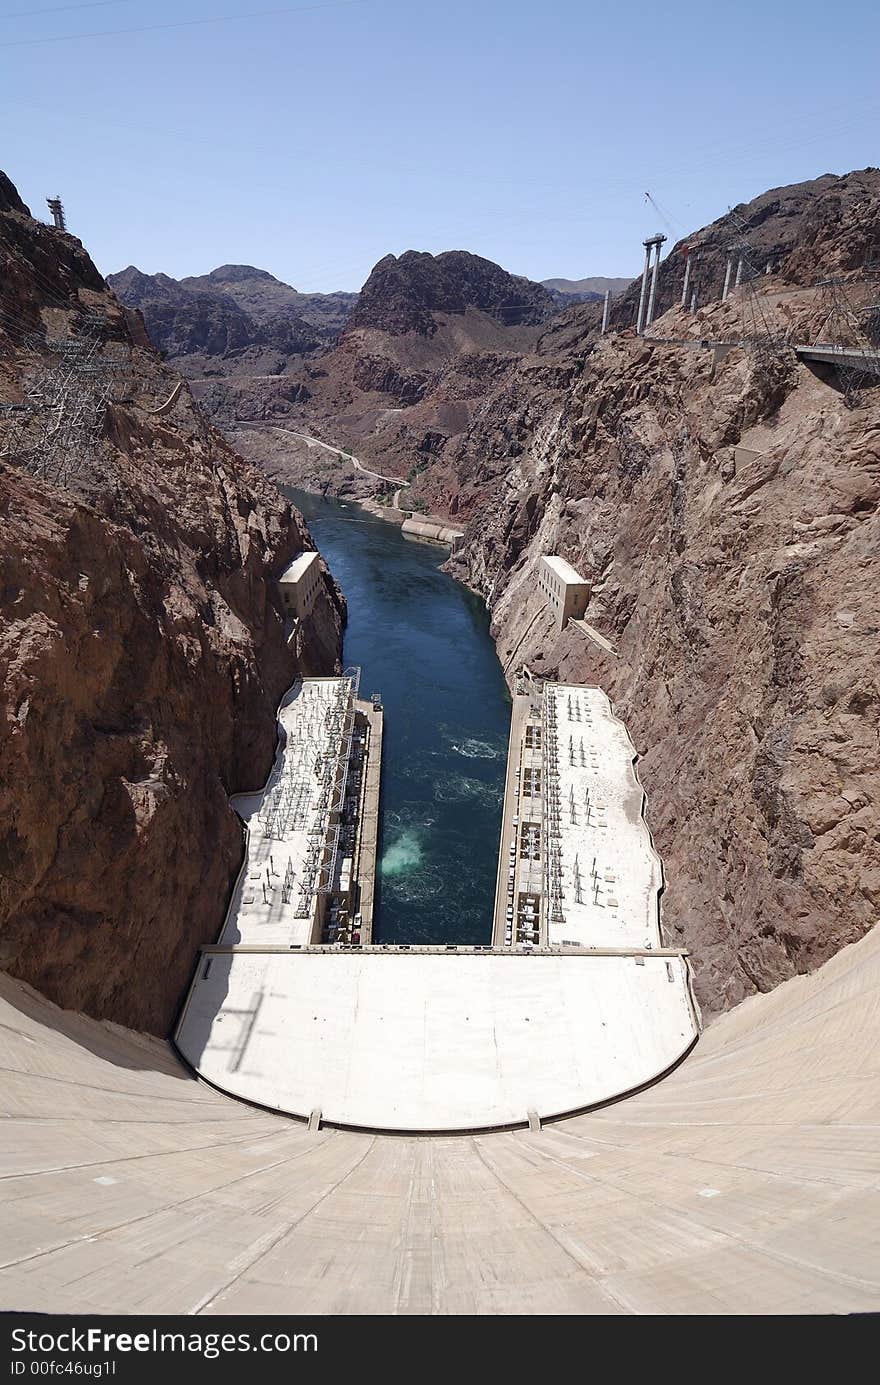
left=541, top=275, right=632, bottom=305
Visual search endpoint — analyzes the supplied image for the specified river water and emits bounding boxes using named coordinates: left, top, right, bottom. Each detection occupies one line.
left=287, top=489, right=510, bottom=945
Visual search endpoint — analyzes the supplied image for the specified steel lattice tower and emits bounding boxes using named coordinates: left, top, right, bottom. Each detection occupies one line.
left=814, top=275, right=880, bottom=408
left=0, top=319, right=127, bottom=485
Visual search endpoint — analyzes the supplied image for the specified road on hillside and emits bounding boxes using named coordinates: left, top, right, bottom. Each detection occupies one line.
left=237, top=421, right=410, bottom=488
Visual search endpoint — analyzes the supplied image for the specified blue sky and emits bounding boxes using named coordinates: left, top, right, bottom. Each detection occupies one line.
left=1, top=0, right=878, bottom=291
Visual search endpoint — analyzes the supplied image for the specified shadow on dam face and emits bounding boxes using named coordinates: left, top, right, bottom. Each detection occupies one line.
left=2, top=919, right=879, bottom=1315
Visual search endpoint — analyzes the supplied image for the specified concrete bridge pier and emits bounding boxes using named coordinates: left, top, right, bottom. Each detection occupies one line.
left=722, top=251, right=734, bottom=301
left=638, top=234, right=666, bottom=334
left=636, top=240, right=652, bottom=334
left=680, top=253, right=692, bottom=309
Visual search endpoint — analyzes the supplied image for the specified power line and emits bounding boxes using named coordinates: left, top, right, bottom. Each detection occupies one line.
left=1, top=1, right=133, bottom=20
left=0, top=0, right=368, bottom=48
left=1, top=316, right=130, bottom=486
left=813, top=275, right=880, bottom=408
left=2, top=255, right=87, bottom=315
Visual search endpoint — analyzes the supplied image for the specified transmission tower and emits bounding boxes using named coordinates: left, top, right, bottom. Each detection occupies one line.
left=814, top=275, right=880, bottom=408
left=46, top=196, right=66, bottom=232
left=721, top=211, right=785, bottom=356
left=860, top=257, right=880, bottom=347
left=0, top=319, right=127, bottom=485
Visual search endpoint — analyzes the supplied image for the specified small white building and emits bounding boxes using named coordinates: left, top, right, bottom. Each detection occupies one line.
left=538, top=555, right=589, bottom=632
left=278, top=551, right=323, bottom=621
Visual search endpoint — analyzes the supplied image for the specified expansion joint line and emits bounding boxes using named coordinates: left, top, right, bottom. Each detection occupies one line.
left=189, top=1135, right=378, bottom=1314
left=468, top=1135, right=636, bottom=1314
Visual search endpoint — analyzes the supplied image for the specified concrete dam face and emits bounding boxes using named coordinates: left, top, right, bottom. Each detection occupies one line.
left=3, top=916, right=879, bottom=1315
left=4, top=495, right=876, bottom=1314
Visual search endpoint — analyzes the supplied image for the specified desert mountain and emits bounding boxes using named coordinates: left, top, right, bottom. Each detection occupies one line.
left=351, top=250, right=557, bottom=334
left=231, top=174, right=880, bottom=504
left=107, top=263, right=344, bottom=367
left=112, top=247, right=567, bottom=493
left=178, top=263, right=357, bottom=335
left=541, top=275, right=632, bottom=304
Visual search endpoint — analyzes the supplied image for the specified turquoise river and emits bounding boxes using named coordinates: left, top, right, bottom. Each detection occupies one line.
left=288, top=489, right=511, bottom=945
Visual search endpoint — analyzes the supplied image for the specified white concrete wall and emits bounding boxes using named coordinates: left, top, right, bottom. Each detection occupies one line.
left=177, top=951, right=696, bottom=1130
left=3, top=918, right=880, bottom=1313
left=538, top=556, right=589, bottom=632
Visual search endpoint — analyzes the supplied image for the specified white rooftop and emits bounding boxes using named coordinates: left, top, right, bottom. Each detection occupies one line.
left=279, top=550, right=320, bottom=583
left=541, top=554, right=587, bottom=586
left=544, top=685, right=662, bottom=949
left=174, top=674, right=696, bottom=1133
left=176, top=950, right=697, bottom=1131
left=220, top=676, right=353, bottom=947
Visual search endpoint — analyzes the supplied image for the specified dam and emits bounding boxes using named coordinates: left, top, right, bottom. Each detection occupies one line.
left=3, top=919, right=879, bottom=1313
left=2, top=496, right=879, bottom=1311
left=174, top=498, right=697, bottom=1131
left=174, top=664, right=696, bottom=1129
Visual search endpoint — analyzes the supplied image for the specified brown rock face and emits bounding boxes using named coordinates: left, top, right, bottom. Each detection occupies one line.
left=0, top=175, right=344, bottom=1035
left=426, top=170, right=880, bottom=1015
left=107, top=266, right=328, bottom=361
left=350, top=250, right=557, bottom=336
left=0, top=172, right=29, bottom=216
left=604, top=167, right=880, bottom=333
left=111, top=249, right=563, bottom=498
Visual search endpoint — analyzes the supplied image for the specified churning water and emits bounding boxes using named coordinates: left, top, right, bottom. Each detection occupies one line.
left=287, top=490, right=510, bottom=944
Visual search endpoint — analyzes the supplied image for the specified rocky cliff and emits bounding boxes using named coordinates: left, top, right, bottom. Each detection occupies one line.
left=350, top=250, right=557, bottom=335
left=433, top=168, right=880, bottom=1014
left=0, top=175, right=344, bottom=1035
left=111, top=249, right=564, bottom=498
left=108, top=264, right=331, bottom=364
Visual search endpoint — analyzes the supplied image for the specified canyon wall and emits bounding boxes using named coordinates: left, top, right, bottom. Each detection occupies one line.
left=101, top=166, right=880, bottom=1018
left=433, top=170, right=880, bottom=1013
left=112, top=250, right=563, bottom=498
left=0, top=177, right=344, bottom=1035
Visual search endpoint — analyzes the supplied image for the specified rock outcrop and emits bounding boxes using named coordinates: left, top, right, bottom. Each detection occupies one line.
left=0, top=174, right=344, bottom=1036
left=0, top=172, right=29, bottom=216
left=111, top=250, right=565, bottom=497
left=429, top=168, right=880, bottom=1014
left=350, top=250, right=557, bottom=335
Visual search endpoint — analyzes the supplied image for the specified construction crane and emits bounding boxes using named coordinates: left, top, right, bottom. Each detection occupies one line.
left=644, top=190, right=682, bottom=239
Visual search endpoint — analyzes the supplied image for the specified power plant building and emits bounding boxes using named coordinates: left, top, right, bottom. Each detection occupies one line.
left=538, top=554, right=589, bottom=632
left=278, top=551, right=323, bottom=620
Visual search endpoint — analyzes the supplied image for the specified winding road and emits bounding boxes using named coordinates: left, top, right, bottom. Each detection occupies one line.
left=238, top=421, right=410, bottom=489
